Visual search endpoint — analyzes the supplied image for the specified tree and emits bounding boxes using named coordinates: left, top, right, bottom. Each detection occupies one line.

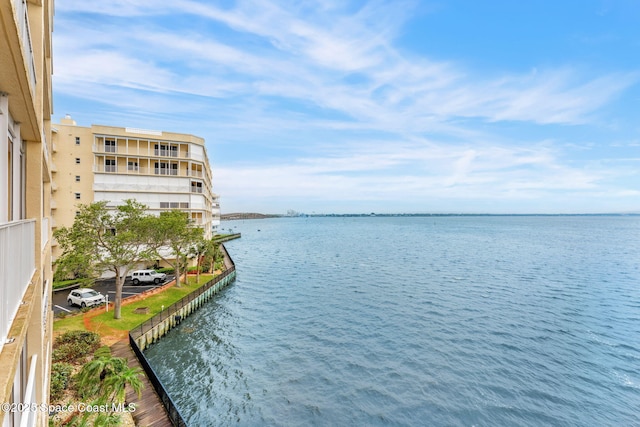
left=189, top=236, right=221, bottom=283
left=54, top=200, right=156, bottom=319
left=189, top=236, right=208, bottom=284
left=150, top=210, right=203, bottom=287
left=207, top=238, right=223, bottom=273
left=74, top=347, right=143, bottom=426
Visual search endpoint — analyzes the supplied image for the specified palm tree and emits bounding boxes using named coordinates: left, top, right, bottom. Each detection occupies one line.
left=77, top=353, right=143, bottom=402
left=103, top=363, right=144, bottom=404
left=73, top=349, right=144, bottom=427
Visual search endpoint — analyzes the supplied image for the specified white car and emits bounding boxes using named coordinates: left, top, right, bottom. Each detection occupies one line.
left=131, top=269, right=167, bottom=285
left=67, top=288, right=105, bottom=308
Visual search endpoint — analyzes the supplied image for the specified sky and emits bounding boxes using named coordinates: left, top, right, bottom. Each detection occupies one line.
left=52, top=0, right=640, bottom=214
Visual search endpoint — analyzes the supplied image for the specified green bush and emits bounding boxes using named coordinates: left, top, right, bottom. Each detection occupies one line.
left=52, top=278, right=93, bottom=290
left=53, top=330, right=101, bottom=363
left=93, top=346, right=112, bottom=359
left=50, top=362, right=74, bottom=401
left=155, top=267, right=175, bottom=274
left=55, top=330, right=101, bottom=347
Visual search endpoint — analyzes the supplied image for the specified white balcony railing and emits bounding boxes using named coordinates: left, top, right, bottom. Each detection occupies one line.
left=42, top=130, right=50, bottom=164
left=19, top=354, right=38, bottom=427
left=154, top=168, right=178, bottom=176
left=42, top=278, right=50, bottom=328
left=13, top=0, right=37, bottom=96
left=0, top=220, right=35, bottom=353
left=41, top=217, right=49, bottom=250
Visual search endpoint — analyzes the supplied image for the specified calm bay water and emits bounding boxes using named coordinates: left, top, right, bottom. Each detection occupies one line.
left=145, top=216, right=640, bottom=426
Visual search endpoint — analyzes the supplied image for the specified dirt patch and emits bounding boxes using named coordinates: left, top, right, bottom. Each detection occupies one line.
left=82, top=310, right=129, bottom=346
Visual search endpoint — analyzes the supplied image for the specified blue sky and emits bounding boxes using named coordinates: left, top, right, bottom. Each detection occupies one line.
left=53, top=0, right=640, bottom=214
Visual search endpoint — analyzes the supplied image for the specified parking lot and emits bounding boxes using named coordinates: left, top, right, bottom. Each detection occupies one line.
left=52, top=275, right=174, bottom=315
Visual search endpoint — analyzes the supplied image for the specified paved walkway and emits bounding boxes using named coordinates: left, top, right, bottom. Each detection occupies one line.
left=111, top=340, right=173, bottom=427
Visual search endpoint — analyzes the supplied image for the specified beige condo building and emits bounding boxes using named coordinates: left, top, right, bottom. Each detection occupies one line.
left=51, top=117, right=221, bottom=262
left=0, top=0, right=55, bottom=426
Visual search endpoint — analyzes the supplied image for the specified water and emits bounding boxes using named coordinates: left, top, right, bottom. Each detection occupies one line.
left=145, top=216, right=640, bottom=426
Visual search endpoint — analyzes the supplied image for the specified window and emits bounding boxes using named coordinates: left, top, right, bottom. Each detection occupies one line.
left=154, top=144, right=179, bottom=157
left=154, top=162, right=177, bottom=175
left=105, top=139, right=116, bottom=153
left=127, top=161, right=139, bottom=171
left=75, top=175, right=80, bottom=182
left=75, top=158, right=80, bottom=164
left=75, top=137, right=80, bottom=145
left=191, top=181, right=203, bottom=193
left=74, top=193, right=81, bottom=200
left=105, top=159, right=116, bottom=172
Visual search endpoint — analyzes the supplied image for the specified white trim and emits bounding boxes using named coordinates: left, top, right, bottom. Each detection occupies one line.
left=19, top=354, right=38, bottom=427
left=125, top=127, right=162, bottom=136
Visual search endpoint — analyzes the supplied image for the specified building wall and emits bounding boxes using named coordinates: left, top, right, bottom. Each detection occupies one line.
left=0, top=0, right=55, bottom=426
left=51, top=119, right=220, bottom=261
left=50, top=118, right=94, bottom=241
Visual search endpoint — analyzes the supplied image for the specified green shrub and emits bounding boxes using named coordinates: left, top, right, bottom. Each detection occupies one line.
left=155, top=267, right=175, bottom=274
left=93, top=346, right=112, bottom=359
left=50, top=362, right=74, bottom=401
left=55, top=330, right=101, bottom=347
left=52, top=278, right=93, bottom=290
left=53, top=330, right=101, bottom=363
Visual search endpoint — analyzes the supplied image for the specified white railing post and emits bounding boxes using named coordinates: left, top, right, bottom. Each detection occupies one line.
left=19, top=354, right=38, bottom=427
left=41, top=216, right=49, bottom=250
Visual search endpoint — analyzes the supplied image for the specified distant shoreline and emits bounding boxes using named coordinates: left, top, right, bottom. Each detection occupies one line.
left=221, top=212, right=639, bottom=220
left=220, top=213, right=282, bottom=220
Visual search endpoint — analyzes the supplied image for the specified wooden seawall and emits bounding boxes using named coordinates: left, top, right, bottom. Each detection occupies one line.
left=131, top=269, right=236, bottom=350
left=127, top=243, right=237, bottom=426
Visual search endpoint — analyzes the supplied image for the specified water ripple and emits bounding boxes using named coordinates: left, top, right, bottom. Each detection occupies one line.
left=145, top=216, right=640, bottom=426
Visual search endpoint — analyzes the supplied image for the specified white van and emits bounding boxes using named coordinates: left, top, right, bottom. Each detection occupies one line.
left=131, top=269, right=167, bottom=285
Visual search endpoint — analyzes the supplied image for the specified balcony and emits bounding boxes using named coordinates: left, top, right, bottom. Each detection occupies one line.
left=12, top=0, right=37, bottom=96
left=42, top=130, right=50, bottom=163
left=159, top=202, right=190, bottom=209
left=154, top=149, right=178, bottom=158
left=18, top=355, right=38, bottom=427
left=92, top=144, right=195, bottom=160
left=0, top=220, right=35, bottom=352
left=41, top=217, right=49, bottom=250
left=154, top=168, right=178, bottom=176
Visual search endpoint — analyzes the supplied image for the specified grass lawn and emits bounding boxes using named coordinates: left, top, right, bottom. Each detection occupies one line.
left=53, top=274, right=215, bottom=338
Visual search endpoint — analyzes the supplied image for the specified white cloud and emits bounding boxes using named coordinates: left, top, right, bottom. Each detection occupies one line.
left=52, top=0, right=640, bottom=213
left=54, top=0, right=636, bottom=128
